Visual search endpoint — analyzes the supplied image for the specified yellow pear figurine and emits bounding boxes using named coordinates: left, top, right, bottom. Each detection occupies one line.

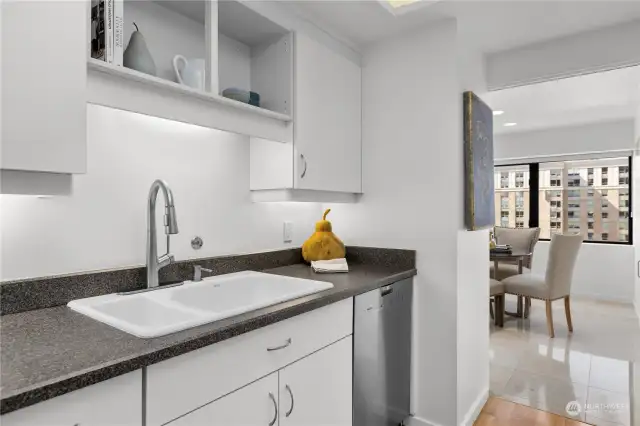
left=302, top=209, right=346, bottom=262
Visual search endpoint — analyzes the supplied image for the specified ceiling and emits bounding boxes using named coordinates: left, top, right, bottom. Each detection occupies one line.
left=482, top=66, right=640, bottom=135
left=284, top=1, right=640, bottom=53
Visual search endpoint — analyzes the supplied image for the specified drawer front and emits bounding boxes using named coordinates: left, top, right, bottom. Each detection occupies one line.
left=147, top=298, right=353, bottom=426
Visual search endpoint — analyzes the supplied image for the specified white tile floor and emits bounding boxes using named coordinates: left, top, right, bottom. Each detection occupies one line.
left=489, top=296, right=640, bottom=426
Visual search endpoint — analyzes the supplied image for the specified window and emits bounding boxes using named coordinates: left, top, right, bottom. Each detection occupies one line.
left=497, top=158, right=630, bottom=243
left=516, top=221, right=525, bottom=229
left=500, top=172, right=509, bottom=189
left=501, top=196, right=509, bottom=210
left=602, top=233, right=609, bottom=241
left=494, top=166, right=530, bottom=229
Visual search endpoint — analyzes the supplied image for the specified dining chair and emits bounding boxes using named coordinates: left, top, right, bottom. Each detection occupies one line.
left=502, top=233, right=583, bottom=338
left=490, top=226, right=541, bottom=280
left=490, top=278, right=505, bottom=327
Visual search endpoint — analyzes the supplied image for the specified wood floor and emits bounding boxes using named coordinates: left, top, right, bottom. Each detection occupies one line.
left=474, top=397, right=593, bottom=426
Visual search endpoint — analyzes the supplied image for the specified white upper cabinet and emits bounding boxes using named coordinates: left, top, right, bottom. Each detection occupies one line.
left=249, top=32, right=362, bottom=201
left=1, top=371, right=142, bottom=426
left=1, top=0, right=87, bottom=174
left=293, top=33, right=362, bottom=194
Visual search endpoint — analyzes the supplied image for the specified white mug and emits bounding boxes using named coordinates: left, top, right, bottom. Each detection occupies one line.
left=173, top=55, right=205, bottom=91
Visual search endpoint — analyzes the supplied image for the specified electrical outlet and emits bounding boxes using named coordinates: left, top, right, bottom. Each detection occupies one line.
left=283, top=221, right=293, bottom=243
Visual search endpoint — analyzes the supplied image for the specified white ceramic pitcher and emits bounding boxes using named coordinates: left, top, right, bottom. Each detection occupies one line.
left=173, top=55, right=205, bottom=91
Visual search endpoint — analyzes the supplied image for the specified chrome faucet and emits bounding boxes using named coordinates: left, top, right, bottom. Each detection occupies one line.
left=193, top=265, right=213, bottom=282
left=146, top=179, right=179, bottom=289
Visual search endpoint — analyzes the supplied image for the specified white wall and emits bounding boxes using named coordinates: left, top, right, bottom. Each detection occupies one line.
left=0, top=105, right=322, bottom=280
left=531, top=242, right=634, bottom=302
left=325, top=19, right=487, bottom=426
left=486, top=19, right=640, bottom=90
left=494, top=119, right=634, bottom=161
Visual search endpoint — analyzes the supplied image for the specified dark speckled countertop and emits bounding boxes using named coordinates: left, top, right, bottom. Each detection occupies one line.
left=0, top=263, right=416, bottom=414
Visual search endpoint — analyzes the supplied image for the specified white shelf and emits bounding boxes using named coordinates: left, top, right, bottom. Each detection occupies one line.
left=87, top=59, right=292, bottom=122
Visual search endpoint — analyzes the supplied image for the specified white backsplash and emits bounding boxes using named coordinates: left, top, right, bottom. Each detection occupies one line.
left=0, top=105, right=322, bottom=281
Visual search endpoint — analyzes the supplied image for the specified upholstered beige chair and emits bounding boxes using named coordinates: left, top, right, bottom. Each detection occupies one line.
left=502, top=233, right=583, bottom=338
left=490, top=226, right=541, bottom=280
left=490, top=279, right=505, bottom=327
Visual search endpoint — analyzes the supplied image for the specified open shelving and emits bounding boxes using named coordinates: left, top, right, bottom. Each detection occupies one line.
left=87, top=0, right=293, bottom=141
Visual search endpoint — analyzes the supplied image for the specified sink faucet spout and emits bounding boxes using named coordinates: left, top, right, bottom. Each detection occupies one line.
left=147, top=179, right=179, bottom=289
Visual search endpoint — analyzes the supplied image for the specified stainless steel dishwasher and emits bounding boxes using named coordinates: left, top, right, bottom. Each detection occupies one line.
left=354, top=278, right=413, bottom=426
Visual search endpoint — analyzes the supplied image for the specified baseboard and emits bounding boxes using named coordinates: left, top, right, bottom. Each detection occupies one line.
left=459, top=388, right=489, bottom=426
left=405, top=415, right=445, bottom=426
left=405, top=388, right=489, bottom=426
left=571, top=291, right=634, bottom=304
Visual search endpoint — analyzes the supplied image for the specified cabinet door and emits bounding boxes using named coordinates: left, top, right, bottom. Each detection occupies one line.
left=294, top=33, right=361, bottom=193
left=168, top=372, right=279, bottom=426
left=279, top=336, right=353, bottom=426
left=1, top=0, right=87, bottom=174
left=1, top=371, right=142, bottom=426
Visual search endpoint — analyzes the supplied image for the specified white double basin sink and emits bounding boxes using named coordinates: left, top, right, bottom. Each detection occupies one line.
left=68, top=271, right=333, bottom=338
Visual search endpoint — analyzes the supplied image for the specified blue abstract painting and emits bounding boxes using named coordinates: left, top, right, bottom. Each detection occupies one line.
left=464, top=91, right=495, bottom=231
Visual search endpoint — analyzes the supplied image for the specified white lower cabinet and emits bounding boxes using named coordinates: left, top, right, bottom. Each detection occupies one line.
left=166, top=336, right=353, bottom=426
left=279, top=336, right=353, bottom=426
left=1, top=371, right=142, bottom=426
left=168, top=373, right=279, bottom=426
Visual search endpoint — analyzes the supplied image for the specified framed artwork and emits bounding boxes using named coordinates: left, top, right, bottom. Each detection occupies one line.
left=464, top=91, right=495, bottom=231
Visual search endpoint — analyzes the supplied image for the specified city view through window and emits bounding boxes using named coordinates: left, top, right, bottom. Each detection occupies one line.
left=494, top=157, right=630, bottom=242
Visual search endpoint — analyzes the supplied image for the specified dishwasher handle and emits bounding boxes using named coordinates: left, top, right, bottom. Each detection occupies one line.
left=381, top=286, right=394, bottom=297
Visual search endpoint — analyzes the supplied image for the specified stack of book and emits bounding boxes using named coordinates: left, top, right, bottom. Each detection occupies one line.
left=491, top=244, right=512, bottom=255
left=90, top=0, right=124, bottom=66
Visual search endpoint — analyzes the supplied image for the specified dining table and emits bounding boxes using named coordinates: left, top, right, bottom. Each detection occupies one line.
left=490, top=249, right=533, bottom=318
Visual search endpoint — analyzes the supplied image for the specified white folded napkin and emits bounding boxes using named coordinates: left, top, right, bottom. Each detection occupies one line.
left=311, top=258, right=349, bottom=273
